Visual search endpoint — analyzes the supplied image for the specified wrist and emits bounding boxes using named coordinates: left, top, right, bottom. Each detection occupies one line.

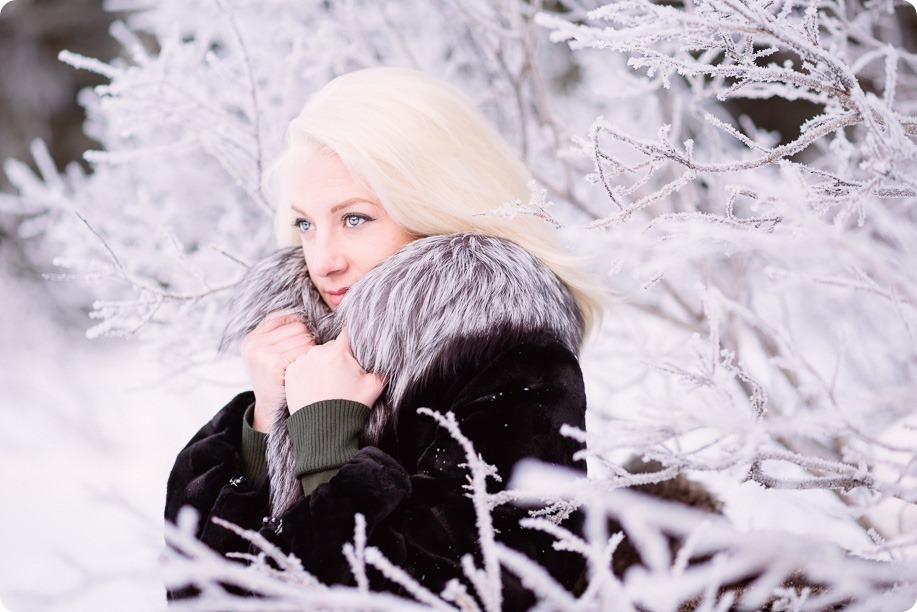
left=251, top=401, right=273, bottom=433
left=241, top=403, right=268, bottom=480
left=287, top=400, right=371, bottom=479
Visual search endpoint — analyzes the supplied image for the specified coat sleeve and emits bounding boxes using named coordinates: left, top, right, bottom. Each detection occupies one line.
left=163, top=392, right=402, bottom=599
left=164, top=391, right=271, bottom=560
left=261, top=340, right=587, bottom=607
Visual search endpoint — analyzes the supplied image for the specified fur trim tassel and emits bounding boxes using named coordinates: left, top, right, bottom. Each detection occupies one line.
left=220, top=233, right=585, bottom=516
left=218, top=246, right=330, bottom=354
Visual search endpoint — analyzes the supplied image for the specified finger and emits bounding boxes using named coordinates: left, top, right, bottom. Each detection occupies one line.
left=335, top=329, right=353, bottom=353
left=265, top=308, right=300, bottom=321
left=258, top=311, right=303, bottom=332
left=358, top=371, right=386, bottom=406
left=264, top=322, right=315, bottom=345
left=334, top=332, right=363, bottom=368
left=284, top=345, right=313, bottom=361
left=272, top=335, right=316, bottom=354
left=249, top=317, right=311, bottom=342
left=368, top=371, right=387, bottom=391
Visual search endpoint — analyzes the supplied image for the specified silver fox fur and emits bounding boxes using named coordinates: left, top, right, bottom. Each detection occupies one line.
left=220, top=232, right=584, bottom=516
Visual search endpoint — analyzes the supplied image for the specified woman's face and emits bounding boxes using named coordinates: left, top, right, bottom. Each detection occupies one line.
left=289, top=153, right=415, bottom=309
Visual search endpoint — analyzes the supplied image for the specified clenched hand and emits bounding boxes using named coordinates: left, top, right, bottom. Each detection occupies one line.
left=284, top=330, right=385, bottom=413
left=240, top=312, right=315, bottom=432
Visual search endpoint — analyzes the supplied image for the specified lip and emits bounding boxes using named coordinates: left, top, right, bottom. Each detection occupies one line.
left=324, top=287, right=348, bottom=307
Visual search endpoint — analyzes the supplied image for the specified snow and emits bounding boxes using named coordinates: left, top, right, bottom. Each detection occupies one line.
left=2, top=0, right=917, bottom=607
left=0, top=258, right=236, bottom=611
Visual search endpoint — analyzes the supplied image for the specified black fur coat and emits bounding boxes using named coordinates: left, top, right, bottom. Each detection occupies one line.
left=165, top=233, right=590, bottom=608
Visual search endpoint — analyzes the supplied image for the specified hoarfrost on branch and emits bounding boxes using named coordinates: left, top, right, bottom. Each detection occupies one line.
left=3, top=0, right=916, bottom=608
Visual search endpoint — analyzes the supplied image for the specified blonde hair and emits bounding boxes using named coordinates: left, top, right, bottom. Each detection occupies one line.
left=264, top=67, right=605, bottom=337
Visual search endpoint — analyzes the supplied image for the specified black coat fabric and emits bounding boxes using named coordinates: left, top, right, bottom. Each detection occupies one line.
left=165, top=335, right=588, bottom=608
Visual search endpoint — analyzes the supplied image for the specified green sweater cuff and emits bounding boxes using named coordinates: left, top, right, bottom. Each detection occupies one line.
left=241, top=403, right=268, bottom=482
left=287, top=400, right=370, bottom=496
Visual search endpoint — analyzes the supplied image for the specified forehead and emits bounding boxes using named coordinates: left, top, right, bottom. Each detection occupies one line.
left=289, top=153, right=379, bottom=213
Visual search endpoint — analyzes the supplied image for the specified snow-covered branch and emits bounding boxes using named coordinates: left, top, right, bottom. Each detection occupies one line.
left=3, top=0, right=915, bottom=608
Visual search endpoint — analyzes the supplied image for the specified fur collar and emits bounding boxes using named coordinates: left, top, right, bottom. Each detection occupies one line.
left=221, top=232, right=584, bottom=514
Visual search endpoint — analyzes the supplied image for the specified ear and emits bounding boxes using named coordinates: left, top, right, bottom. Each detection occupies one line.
left=218, top=246, right=329, bottom=354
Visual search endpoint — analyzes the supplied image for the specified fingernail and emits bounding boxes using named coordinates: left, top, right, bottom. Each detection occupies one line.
left=266, top=309, right=299, bottom=320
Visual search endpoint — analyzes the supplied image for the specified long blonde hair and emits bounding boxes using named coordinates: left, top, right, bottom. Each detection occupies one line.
left=264, top=67, right=604, bottom=336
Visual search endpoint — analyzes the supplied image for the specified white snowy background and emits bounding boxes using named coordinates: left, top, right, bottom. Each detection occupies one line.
left=1, top=0, right=917, bottom=610
left=0, top=255, right=222, bottom=610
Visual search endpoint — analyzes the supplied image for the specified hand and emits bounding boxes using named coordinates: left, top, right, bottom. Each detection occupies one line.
left=284, top=330, right=386, bottom=413
left=240, top=311, right=315, bottom=432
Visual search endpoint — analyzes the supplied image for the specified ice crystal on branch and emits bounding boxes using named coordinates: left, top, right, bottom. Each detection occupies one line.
left=159, top=414, right=916, bottom=610
left=535, top=0, right=916, bottom=539
left=3, top=0, right=916, bottom=608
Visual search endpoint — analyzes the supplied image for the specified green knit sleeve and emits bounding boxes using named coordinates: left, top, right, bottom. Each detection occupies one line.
left=285, top=400, right=371, bottom=496
left=241, top=403, right=268, bottom=481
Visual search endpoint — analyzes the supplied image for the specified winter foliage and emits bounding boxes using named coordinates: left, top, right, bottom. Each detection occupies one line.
left=3, top=0, right=917, bottom=609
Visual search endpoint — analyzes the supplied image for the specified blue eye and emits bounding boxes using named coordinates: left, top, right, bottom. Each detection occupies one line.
left=344, top=214, right=369, bottom=228
left=293, top=218, right=312, bottom=232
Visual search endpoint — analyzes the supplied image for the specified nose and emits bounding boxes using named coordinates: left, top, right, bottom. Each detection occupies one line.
left=306, top=231, right=347, bottom=278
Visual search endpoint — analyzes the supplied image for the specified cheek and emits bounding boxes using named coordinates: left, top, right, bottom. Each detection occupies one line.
left=375, top=234, right=412, bottom=266
left=300, top=245, right=309, bottom=269
left=357, top=227, right=404, bottom=268
left=385, top=225, right=415, bottom=254
left=301, top=246, right=318, bottom=283
left=359, top=244, right=393, bottom=272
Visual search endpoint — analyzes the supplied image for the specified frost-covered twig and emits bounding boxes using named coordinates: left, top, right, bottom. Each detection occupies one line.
left=513, top=464, right=917, bottom=609
left=363, top=547, right=454, bottom=610
left=342, top=513, right=370, bottom=593
left=163, top=510, right=437, bottom=610
left=491, top=543, right=581, bottom=610
left=417, top=408, right=503, bottom=612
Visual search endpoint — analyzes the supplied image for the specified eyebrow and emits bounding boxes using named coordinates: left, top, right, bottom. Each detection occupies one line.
left=290, top=198, right=380, bottom=217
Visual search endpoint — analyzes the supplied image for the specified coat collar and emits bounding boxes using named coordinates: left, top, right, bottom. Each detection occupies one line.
left=221, top=232, right=584, bottom=515
left=223, top=233, right=583, bottom=425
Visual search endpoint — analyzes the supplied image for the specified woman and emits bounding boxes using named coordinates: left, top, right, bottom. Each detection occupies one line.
left=165, top=67, right=604, bottom=608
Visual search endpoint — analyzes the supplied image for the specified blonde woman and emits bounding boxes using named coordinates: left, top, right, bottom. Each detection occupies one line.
left=165, top=67, right=604, bottom=606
